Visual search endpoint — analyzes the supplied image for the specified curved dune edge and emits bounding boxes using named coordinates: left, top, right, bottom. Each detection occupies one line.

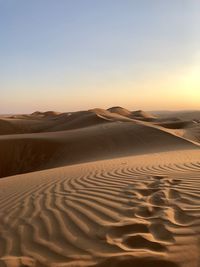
left=0, top=120, right=199, bottom=179
left=0, top=149, right=199, bottom=267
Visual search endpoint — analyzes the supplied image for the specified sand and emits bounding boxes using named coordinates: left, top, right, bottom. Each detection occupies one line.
left=0, top=108, right=199, bottom=267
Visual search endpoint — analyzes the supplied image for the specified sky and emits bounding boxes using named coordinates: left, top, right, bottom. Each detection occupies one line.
left=0, top=0, right=200, bottom=113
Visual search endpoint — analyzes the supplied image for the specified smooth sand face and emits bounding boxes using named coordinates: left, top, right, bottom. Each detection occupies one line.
left=0, top=108, right=199, bottom=267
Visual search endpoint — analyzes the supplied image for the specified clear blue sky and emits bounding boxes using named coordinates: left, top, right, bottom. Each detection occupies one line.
left=0, top=0, right=200, bottom=113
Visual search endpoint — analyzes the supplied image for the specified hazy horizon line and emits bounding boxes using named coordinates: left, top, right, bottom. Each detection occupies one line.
left=1, top=107, right=200, bottom=115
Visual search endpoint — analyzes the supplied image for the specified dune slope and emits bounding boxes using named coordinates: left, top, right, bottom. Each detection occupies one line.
left=0, top=150, right=199, bottom=267
left=0, top=108, right=199, bottom=267
left=0, top=121, right=198, bottom=178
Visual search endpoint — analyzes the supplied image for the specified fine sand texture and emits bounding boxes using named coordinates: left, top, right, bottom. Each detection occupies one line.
left=0, top=108, right=199, bottom=267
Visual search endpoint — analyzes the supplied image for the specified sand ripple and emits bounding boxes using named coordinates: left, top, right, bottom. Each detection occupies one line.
left=0, top=152, right=199, bottom=267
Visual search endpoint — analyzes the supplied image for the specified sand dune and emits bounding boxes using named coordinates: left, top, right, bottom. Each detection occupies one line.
left=156, top=119, right=200, bottom=144
left=0, top=108, right=158, bottom=136
left=0, top=111, right=109, bottom=135
left=0, top=108, right=199, bottom=267
left=0, top=120, right=198, bottom=178
left=31, top=111, right=61, bottom=117
left=132, top=110, right=157, bottom=121
left=156, top=121, right=193, bottom=129
left=183, top=126, right=200, bottom=143
left=107, top=107, right=157, bottom=121
left=153, top=110, right=200, bottom=122
left=107, top=106, right=133, bottom=117
left=0, top=150, right=199, bottom=267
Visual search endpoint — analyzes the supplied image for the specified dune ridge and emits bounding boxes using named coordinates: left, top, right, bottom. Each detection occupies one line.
left=0, top=120, right=198, bottom=179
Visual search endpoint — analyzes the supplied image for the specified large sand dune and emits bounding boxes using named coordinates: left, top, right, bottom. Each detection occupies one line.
left=0, top=120, right=198, bottom=178
left=0, top=108, right=199, bottom=267
left=0, top=150, right=199, bottom=267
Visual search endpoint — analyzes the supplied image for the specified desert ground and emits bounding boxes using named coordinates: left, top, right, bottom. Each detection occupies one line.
left=0, top=107, right=199, bottom=267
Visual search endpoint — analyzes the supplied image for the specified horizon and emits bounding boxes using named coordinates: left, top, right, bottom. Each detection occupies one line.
left=1, top=0, right=200, bottom=113
left=1, top=107, right=200, bottom=116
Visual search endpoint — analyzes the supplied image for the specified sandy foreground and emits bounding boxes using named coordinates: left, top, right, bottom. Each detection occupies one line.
left=0, top=108, right=199, bottom=267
